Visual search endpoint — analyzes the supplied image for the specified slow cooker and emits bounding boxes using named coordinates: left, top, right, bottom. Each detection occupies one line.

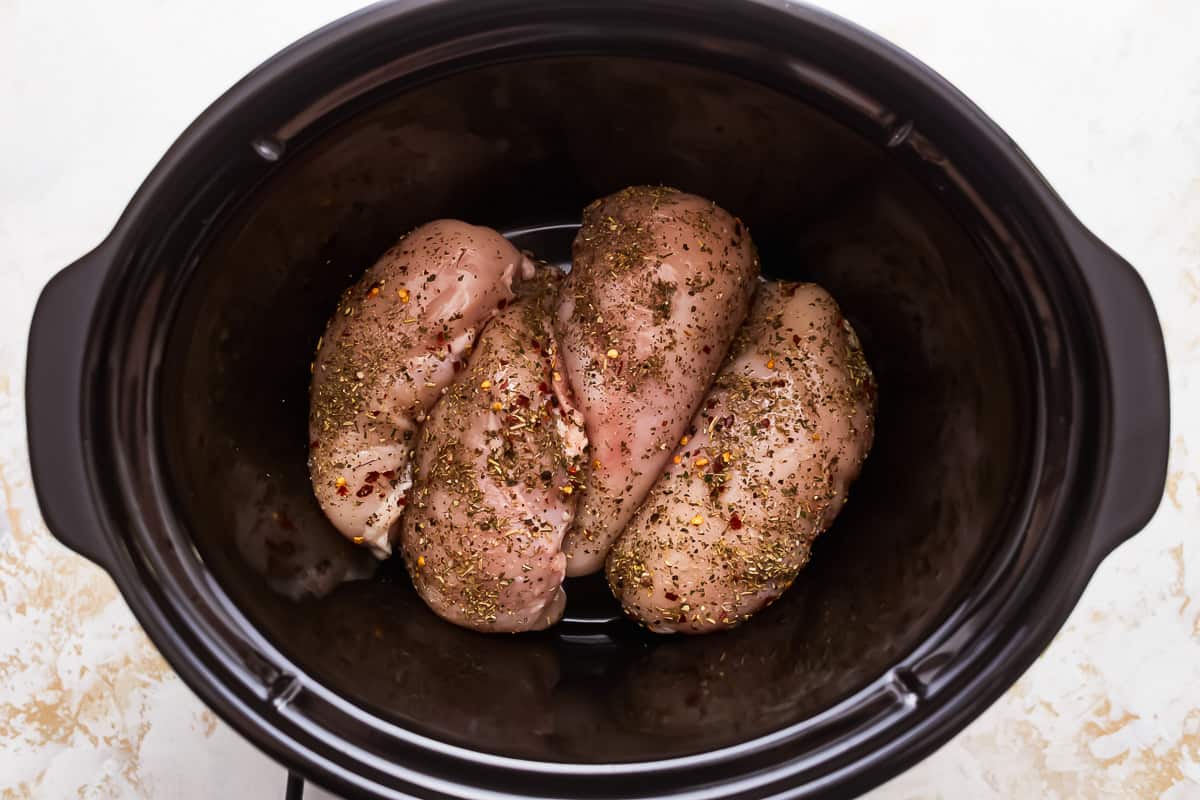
left=26, top=1, right=1169, bottom=798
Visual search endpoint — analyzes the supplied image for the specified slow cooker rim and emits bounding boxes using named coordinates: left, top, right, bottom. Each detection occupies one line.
left=27, top=1, right=1167, bottom=798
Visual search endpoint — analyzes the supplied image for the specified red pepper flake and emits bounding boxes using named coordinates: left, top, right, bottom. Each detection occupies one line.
left=397, top=496, right=408, bottom=506
left=436, top=331, right=446, bottom=344
left=497, top=297, right=508, bottom=310
left=702, top=344, right=712, bottom=354
left=504, top=414, right=521, bottom=425
left=355, top=485, right=372, bottom=498
left=793, top=334, right=801, bottom=345
left=705, top=398, right=718, bottom=410
left=664, top=591, right=680, bottom=602
left=451, top=360, right=463, bottom=373
left=336, top=485, right=350, bottom=497
left=729, top=514, right=743, bottom=530
left=364, top=471, right=380, bottom=484
left=309, top=440, right=320, bottom=450
left=381, top=470, right=396, bottom=480
left=567, top=465, right=579, bottom=475
left=759, top=418, right=771, bottom=429
left=515, top=395, right=531, bottom=408
left=537, top=382, right=549, bottom=394
left=530, top=338, right=541, bottom=351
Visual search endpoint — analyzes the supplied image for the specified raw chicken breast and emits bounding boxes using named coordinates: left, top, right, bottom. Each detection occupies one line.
left=557, top=186, right=758, bottom=576
left=400, top=269, right=588, bottom=632
left=606, top=282, right=876, bottom=634
left=308, top=220, right=534, bottom=557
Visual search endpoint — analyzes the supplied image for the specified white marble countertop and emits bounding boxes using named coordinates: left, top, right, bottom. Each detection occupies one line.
left=1, top=1, right=1197, bottom=797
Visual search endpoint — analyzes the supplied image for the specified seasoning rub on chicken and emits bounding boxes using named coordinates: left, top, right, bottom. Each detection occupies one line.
left=400, top=269, right=587, bottom=632
left=308, top=220, right=534, bottom=557
left=556, top=186, right=759, bottom=576
left=606, top=282, right=876, bottom=633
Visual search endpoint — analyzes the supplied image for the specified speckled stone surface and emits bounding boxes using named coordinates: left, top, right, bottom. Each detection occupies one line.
left=1, top=1, right=1197, bottom=798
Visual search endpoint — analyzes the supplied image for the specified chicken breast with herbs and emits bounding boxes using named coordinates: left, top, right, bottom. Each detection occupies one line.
left=556, top=186, right=758, bottom=576
left=606, top=282, right=876, bottom=634
left=400, top=269, right=588, bottom=632
left=309, top=220, right=534, bottom=557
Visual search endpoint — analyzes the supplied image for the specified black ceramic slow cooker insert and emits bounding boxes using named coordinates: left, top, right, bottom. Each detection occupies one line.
left=26, top=2, right=1169, bottom=798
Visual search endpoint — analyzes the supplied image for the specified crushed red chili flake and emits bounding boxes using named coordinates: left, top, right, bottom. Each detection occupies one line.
left=729, top=514, right=743, bottom=530
left=759, top=418, right=771, bottom=429
left=530, top=338, right=541, bottom=351
left=309, top=440, right=320, bottom=450
left=515, top=395, right=531, bottom=408
left=705, top=398, right=718, bottom=410
left=436, top=332, right=445, bottom=344
left=364, top=471, right=380, bottom=484
left=452, top=360, right=463, bottom=372
left=336, top=485, right=350, bottom=497
left=664, top=591, right=680, bottom=601
left=355, top=485, right=372, bottom=498
left=793, top=334, right=801, bottom=345
left=397, top=496, right=408, bottom=506
left=702, top=344, right=712, bottom=354
left=497, top=297, right=508, bottom=310
left=537, top=381, right=549, bottom=394
left=381, top=470, right=396, bottom=480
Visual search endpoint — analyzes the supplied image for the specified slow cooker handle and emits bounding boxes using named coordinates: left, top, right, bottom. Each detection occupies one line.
left=1069, top=226, right=1170, bottom=565
left=26, top=246, right=114, bottom=571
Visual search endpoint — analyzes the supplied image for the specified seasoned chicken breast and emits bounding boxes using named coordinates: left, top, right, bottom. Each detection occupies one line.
left=556, top=186, right=758, bottom=575
left=400, top=269, right=588, bottom=632
left=606, top=282, right=876, bottom=634
left=308, top=220, right=534, bottom=557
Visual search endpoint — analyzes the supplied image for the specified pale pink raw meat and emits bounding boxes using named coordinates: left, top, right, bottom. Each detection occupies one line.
left=607, top=282, right=876, bottom=634
left=400, top=269, right=588, bottom=632
left=308, top=220, right=534, bottom=557
left=556, top=186, right=759, bottom=575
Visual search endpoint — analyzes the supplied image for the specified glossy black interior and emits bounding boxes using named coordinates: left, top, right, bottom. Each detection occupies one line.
left=162, top=58, right=1029, bottom=762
